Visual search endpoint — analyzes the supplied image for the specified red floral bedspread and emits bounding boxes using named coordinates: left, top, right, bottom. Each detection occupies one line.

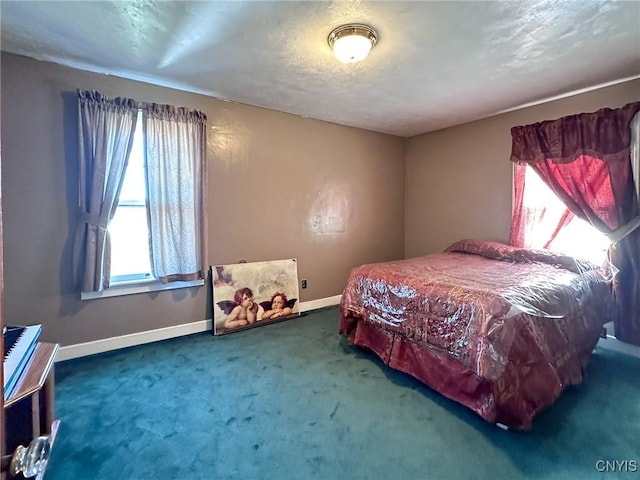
left=339, top=240, right=614, bottom=429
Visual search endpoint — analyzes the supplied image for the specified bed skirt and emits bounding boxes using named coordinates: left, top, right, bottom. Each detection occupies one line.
left=339, top=312, right=597, bottom=430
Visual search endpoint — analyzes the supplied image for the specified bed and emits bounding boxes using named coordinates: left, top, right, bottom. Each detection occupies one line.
left=339, top=239, right=614, bottom=430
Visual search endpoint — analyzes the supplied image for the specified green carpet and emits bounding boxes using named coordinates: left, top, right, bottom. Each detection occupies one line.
left=46, top=307, right=639, bottom=479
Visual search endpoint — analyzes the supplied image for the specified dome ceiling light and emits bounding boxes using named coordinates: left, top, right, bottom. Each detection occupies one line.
left=327, top=24, right=378, bottom=64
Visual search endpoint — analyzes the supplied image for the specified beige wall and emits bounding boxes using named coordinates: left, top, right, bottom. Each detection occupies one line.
left=405, top=79, right=640, bottom=258
left=2, top=51, right=637, bottom=347
left=0, top=53, right=405, bottom=345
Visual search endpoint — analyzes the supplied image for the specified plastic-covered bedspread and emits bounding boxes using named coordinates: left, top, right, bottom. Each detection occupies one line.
left=339, top=240, right=614, bottom=429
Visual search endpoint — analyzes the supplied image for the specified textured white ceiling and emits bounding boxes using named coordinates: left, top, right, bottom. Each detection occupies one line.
left=1, top=1, right=639, bottom=137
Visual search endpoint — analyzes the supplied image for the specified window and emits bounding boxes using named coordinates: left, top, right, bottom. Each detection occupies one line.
left=76, top=91, right=206, bottom=298
left=519, top=165, right=610, bottom=264
left=109, top=110, right=153, bottom=284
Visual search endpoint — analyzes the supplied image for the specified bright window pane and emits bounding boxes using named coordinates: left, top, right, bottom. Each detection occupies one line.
left=118, top=116, right=146, bottom=203
left=109, top=111, right=153, bottom=281
left=109, top=205, right=152, bottom=278
left=523, top=166, right=610, bottom=264
left=551, top=218, right=610, bottom=264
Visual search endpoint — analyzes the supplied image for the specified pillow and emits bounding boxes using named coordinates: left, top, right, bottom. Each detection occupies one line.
left=444, top=239, right=598, bottom=274
left=444, top=239, right=521, bottom=261
left=514, top=248, right=598, bottom=274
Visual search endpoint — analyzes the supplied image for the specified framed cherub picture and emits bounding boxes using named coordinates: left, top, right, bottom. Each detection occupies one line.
left=212, top=258, right=301, bottom=335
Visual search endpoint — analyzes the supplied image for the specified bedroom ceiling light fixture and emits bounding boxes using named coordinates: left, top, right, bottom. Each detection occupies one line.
left=328, top=23, right=377, bottom=64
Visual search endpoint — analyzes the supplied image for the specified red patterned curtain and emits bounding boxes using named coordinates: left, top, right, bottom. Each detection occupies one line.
left=509, top=164, right=575, bottom=250
left=510, top=102, right=640, bottom=346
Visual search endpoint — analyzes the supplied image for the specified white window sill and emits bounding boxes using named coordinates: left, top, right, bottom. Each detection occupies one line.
left=81, top=279, right=205, bottom=300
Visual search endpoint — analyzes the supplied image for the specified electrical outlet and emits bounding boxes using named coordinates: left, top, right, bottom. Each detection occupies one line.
left=301, top=279, right=307, bottom=289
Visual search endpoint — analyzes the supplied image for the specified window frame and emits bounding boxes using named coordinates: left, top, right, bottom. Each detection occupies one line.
left=81, top=278, right=204, bottom=300
left=82, top=109, right=205, bottom=300
left=107, top=109, right=154, bottom=286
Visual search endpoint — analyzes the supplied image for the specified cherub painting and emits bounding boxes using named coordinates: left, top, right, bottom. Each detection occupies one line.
left=218, top=287, right=259, bottom=329
left=260, top=292, right=296, bottom=320
left=212, top=259, right=300, bottom=335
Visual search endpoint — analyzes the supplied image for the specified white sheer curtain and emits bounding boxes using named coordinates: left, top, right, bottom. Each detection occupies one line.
left=142, top=104, right=207, bottom=283
left=73, top=91, right=138, bottom=292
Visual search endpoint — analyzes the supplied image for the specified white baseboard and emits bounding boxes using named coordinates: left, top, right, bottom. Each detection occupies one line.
left=596, top=321, right=640, bottom=359
left=597, top=336, right=640, bottom=358
left=300, top=294, right=342, bottom=312
left=56, top=294, right=342, bottom=362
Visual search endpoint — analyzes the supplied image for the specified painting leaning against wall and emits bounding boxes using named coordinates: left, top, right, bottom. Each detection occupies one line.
left=212, top=258, right=301, bottom=335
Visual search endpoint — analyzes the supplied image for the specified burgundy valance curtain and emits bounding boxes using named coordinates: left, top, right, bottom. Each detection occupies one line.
left=511, top=102, right=640, bottom=165
left=509, top=102, right=640, bottom=346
